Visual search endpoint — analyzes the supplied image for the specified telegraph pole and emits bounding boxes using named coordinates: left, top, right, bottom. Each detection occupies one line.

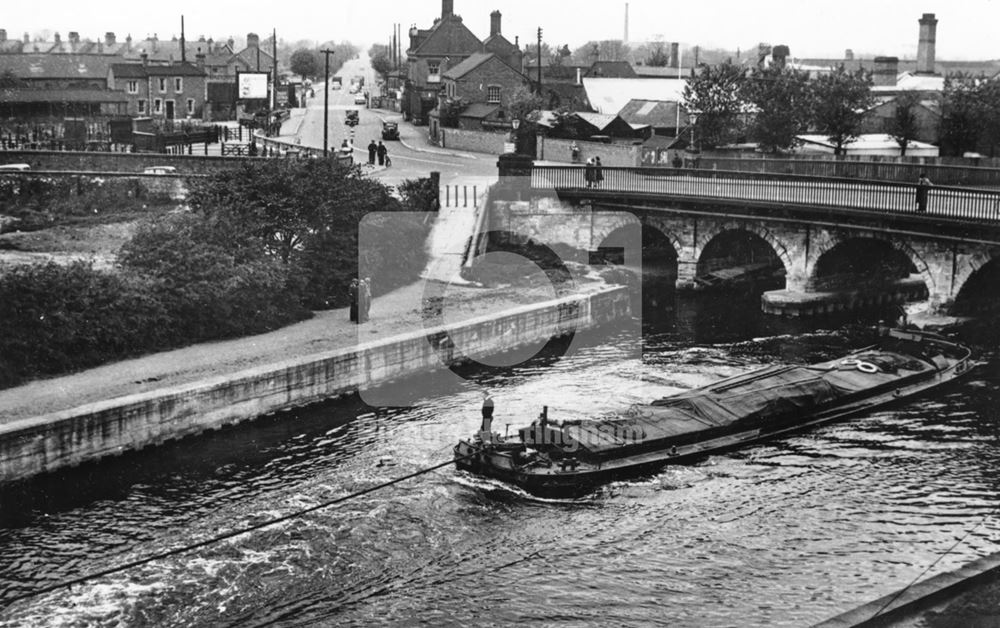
left=536, top=27, right=543, bottom=95
left=321, top=49, right=335, bottom=156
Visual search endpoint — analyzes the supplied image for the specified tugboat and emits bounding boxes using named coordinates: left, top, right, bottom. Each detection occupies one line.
left=454, top=328, right=974, bottom=498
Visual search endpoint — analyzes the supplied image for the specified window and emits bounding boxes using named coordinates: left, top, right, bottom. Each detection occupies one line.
left=487, top=85, right=501, bottom=104
left=127, top=80, right=138, bottom=94
left=137, top=99, right=146, bottom=114
left=158, top=77, right=167, bottom=92
left=427, top=62, right=440, bottom=83
left=153, top=99, right=162, bottom=114
left=186, top=99, right=195, bottom=115
left=174, top=77, right=183, bottom=92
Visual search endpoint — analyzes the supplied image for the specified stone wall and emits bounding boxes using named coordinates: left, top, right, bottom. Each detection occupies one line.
left=0, top=150, right=266, bottom=174
left=0, top=286, right=631, bottom=483
left=440, top=128, right=508, bottom=155
left=537, top=136, right=641, bottom=167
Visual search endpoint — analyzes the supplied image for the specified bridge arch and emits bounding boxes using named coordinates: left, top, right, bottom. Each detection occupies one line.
left=807, top=235, right=933, bottom=312
left=693, top=223, right=790, bottom=289
left=953, top=254, right=1000, bottom=314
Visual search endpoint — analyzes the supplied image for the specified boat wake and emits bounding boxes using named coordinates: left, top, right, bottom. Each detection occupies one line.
left=450, top=472, right=594, bottom=505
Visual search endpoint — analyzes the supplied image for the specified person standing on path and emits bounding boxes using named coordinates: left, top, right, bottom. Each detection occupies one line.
left=367, top=140, right=377, bottom=165
left=584, top=157, right=594, bottom=188
left=479, top=390, right=495, bottom=442
left=362, top=277, right=372, bottom=322
left=348, top=279, right=359, bottom=323
left=594, top=156, right=604, bottom=188
left=377, top=141, right=387, bottom=166
left=916, top=172, right=933, bottom=213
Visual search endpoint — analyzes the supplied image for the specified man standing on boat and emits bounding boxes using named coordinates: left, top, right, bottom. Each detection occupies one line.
left=479, top=391, right=495, bottom=443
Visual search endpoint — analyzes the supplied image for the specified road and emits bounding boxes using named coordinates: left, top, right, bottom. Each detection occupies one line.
left=289, top=56, right=499, bottom=189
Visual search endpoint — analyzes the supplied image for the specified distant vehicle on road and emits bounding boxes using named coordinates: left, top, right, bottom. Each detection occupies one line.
left=331, top=77, right=342, bottom=90
left=381, top=121, right=400, bottom=140
left=345, top=110, right=359, bottom=126
left=354, top=93, right=367, bottom=105
left=143, top=166, right=178, bottom=175
left=0, top=163, right=30, bottom=171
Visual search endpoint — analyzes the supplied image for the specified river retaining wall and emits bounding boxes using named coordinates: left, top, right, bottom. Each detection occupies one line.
left=0, top=286, right=630, bottom=484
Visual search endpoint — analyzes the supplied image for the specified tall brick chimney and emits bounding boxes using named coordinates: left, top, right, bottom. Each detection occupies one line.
left=0, top=30, right=6, bottom=43
left=68, top=31, right=80, bottom=44
left=873, top=56, right=899, bottom=86
left=490, top=10, right=501, bottom=37
left=54, top=32, right=61, bottom=44
left=917, top=13, right=937, bottom=74
left=247, top=32, right=259, bottom=48
left=669, top=42, right=679, bottom=68
left=442, top=0, right=453, bottom=19
left=105, top=32, right=116, bottom=46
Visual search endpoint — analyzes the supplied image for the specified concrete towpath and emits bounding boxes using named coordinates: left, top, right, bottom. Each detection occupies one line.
left=0, top=275, right=607, bottom=425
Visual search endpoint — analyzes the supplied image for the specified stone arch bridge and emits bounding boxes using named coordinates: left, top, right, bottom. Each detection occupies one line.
left=482, top=165, right=1000, bottom=316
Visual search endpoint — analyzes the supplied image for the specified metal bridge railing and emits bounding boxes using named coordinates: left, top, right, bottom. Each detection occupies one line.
left=531, top=166, right=1000, bottom=224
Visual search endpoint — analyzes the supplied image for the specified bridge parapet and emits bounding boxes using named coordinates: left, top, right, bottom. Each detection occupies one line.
left=530, top=165, right=1000, bottom=226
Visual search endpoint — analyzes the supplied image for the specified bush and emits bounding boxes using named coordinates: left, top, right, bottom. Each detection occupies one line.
left=0, top=261, right=171, bottom=387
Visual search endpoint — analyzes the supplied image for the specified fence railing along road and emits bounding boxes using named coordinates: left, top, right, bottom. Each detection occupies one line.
left=532, top=166, right=1000, bottom=224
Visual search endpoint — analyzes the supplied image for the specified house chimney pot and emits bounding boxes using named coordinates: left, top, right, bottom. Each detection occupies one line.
left=0, top=30, right=6, bottom=43
left=490, top=10, right=501, bottom=37
left=105, top=32, right=116, bottom=46
left=54, top=32, right=61, bottom=44
left=873, top=56, right=899, bottom=87
left=23, top=32, right=29, bottom=44
left=442, top=0, right=453, bottom=19
left=247, top=32, right=259, bottom=48
left=69, top=31, right=79, bottom=44
left=140, top=51, right=148, bottom=66
left=917, top=13, right=937, bottom=74
left=845, top=48, right=854, bottom=60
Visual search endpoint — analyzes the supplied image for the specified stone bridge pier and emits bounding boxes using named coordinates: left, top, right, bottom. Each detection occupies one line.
left=486, top=195, right=1000, bottom=317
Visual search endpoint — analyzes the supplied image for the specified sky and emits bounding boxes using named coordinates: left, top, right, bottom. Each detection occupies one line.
left=3, top=0, right=1000, bottom=61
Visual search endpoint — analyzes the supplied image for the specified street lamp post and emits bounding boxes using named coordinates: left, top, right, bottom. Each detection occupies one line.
left=504, top=118, right=520, bottom=154
left=321, top=49, right=335, bottom=157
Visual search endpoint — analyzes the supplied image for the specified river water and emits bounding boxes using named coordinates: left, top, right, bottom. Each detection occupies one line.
left=1, top=291, right=999, bottom=627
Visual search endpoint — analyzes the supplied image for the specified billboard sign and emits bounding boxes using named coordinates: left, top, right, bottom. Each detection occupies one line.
left=237, top=72, right=270, bottom=100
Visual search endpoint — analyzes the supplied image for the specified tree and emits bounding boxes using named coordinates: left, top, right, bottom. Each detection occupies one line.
left=0, top=70, right=25, bottom=89
left=438, top=96, right=468, bottom=128
left=371, top=53, right=392, bottom=80
left=809, top=65, right=876, bottom=156
left=742, top=64, right=811, bottom=153
left=885, top=91, right=921, bottom=156
left=939, top=74, right=982, bottom=157
left=645, top=41, right=670, bottom=67
left=290, top=49, right=319, bottom=81
left=506, top=84, right=546, bottom=155
left=682, top=59, right=747, bottom=150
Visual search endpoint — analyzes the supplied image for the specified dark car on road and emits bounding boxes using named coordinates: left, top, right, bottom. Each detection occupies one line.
left=345, top=110, right=359, bottom=127
left=381, top=121, right=400, bottom=140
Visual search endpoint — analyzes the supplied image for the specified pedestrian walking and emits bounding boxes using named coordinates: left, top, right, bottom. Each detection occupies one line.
left=916, top=172, right=932, bottom=213
left=348, top=279, right=359, bottom=323
left=584, top=157, right=594, bottom=188
left=377, top=141, right=387, bottom=166
left=594, top=156, right=604, bottom=188
left=367, top=140, right=377, bottom=165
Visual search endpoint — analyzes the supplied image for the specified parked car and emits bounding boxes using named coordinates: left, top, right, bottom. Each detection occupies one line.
left=354, top=93, right=367, bottom=105
left=143, top=166, right=178, bottom=175
left=381, top=121, right=400, bottom=141
left=0, top=163, right=30, bottom=171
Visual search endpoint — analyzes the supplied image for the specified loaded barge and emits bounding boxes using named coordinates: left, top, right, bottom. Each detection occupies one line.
left=455, top=328, right=974, bottom=497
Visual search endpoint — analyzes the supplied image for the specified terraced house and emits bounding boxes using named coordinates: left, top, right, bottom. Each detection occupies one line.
left=108, top=59, right=207, bottom=120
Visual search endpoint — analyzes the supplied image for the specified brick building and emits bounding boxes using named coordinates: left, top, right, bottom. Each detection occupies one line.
left=108, top=60, right=207, bottom=120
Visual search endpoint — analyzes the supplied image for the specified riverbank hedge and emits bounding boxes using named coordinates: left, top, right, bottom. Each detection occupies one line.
left=0, top=159, right=434, bottom=389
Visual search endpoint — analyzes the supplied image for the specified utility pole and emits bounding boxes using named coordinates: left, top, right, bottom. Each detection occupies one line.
left=321, top=49, right=335, bottom=157
left=271, top=28, right=278, bottom=112
left=536, top=27, right=543, bottom=95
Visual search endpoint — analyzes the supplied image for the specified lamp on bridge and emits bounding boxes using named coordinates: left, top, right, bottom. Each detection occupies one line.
left=504, top=118, right=520, bottom=155
left=687, top=109, right=699, bottom=155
